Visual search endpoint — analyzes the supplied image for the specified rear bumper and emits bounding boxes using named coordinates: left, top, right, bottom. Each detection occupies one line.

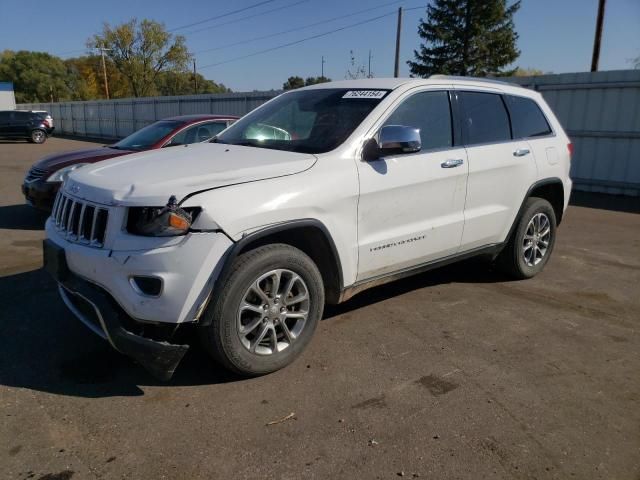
left=45, top=239, right=189, bottom=380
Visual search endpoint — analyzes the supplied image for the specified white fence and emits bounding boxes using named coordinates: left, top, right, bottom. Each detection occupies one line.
left=18, top=70, right=640, bottom=196
left=18, top=91, right=280, bottom=139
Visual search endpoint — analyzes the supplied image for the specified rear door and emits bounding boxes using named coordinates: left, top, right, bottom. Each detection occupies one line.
left=8, top=111, right=30, bottom=136
left=0, top=112, right=9, bottom=136
left=356, top=89, right=469, bottom=280
left=504, top=93, right=557, bottom=176
left=455, top=89, right=537, bottom=250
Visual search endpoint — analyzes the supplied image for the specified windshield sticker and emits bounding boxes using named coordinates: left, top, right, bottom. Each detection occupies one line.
left=342, top=90, right=387, bottom=99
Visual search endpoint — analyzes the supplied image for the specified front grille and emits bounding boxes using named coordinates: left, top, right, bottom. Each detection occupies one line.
left=51, top=191, right=110, bottom=247
left=25, top=167, right=48, bottom=182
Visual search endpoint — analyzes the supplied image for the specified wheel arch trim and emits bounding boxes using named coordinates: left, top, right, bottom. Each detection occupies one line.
left=198, top=219, right=344, bottom=325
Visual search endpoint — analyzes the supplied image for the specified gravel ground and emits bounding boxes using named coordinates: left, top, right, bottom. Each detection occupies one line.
left=1, top=137, right=639, bottom=480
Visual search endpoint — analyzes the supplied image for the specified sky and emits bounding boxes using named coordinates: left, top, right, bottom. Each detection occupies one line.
left=0, top=0, right=638, bottom=91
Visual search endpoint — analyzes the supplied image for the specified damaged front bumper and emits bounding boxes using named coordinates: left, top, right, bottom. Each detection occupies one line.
left=44, top=239, right=189, bottom=380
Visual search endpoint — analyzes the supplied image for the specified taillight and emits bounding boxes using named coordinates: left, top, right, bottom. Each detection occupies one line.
left=567, top=142, right=574, bottom=156
left=43, top=119, right=51, bottom=128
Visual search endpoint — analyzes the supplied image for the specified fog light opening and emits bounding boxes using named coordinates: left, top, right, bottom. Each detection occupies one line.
left=129, top=276, right=163, bottom=297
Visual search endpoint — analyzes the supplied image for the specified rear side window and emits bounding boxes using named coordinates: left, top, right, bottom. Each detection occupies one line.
left=459, top=91, right=511, bottom=145
left=383, top=91, right=453, bottom=151
left=506, top=95, right=552, bottom=138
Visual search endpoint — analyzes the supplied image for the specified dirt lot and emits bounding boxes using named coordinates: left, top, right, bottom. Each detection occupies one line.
left=1, top=137, right=639, bottom=480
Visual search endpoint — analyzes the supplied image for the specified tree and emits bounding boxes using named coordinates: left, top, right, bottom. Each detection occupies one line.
left=304, top=76, right=331, bottom=86
left=155, top=71, right=230, bottom=96
left=283, top=76, right=305, bottom=90
left=64, top=55, right=132, bottom=99
left=408, top=0, right=521, bottom=77
left=0, top=50, right=79, bottom=102
left=345, top=50, right=370, bottom=79
left=89, top=19, right=191, bottom=97
left=512, top=67, right=545, bottom=77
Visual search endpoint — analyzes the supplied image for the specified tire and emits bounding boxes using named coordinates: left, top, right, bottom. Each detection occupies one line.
left=199, top=244, right=324, bottom=376
left=30, top=129, right=47, bottom=144
left=496, top=197, right=557, bottom=279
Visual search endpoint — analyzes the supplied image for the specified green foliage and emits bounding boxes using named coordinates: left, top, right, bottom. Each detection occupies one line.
left=0, top=50, right=80, bottom=102
left=304, top=76, right=331, bottom=86
left=283, top=76, right=331, bottom=90
left=283, top=76, right=305, bottom=90
left=155, top=71, right=230, bottom=96
left=512, top=67, right=546, bottom=77
left=89, top=19, right=191, bottom=97
left=408, top=0, right=521, bottom=77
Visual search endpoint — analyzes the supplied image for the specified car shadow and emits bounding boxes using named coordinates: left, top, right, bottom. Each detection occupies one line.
left=0, top=258, right=511, bottom=398
left=570, top=191, right=640, bottom=214
left=0, top=204, right=49, bottom=230
left=324, top=257, right=512, bottom=320
left=0, top=268, right=241, bottom=398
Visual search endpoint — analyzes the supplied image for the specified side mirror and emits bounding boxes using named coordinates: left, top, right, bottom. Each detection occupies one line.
left=365, top=125, right=421, bottom=160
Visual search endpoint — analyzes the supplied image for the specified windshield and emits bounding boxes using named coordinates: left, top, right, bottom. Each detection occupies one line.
left=214, top=88, right=389, bottom=154
left=114, top=120, right=183, bottom=150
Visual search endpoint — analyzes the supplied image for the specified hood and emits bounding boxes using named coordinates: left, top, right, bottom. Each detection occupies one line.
left=33, top=146, right=133, bottom=172
left=65, top=143, right=317, bottom=206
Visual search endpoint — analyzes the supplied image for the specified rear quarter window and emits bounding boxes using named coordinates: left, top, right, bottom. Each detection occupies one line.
left=459, top=91, right=511, bottom=145
left=506, top=95, right=552, bottom=138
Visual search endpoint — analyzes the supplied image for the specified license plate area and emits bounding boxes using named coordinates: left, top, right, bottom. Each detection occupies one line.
left=43, top=239, right=70, bottom=282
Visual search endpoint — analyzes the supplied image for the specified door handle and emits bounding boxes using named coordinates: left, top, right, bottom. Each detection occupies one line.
left=441, top=158, right=464, bottom=168
left=513, top=148, right=531, bottom=157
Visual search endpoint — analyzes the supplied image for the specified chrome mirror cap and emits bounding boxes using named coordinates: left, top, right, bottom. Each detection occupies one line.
left=378, top=125, right=421, bottom=155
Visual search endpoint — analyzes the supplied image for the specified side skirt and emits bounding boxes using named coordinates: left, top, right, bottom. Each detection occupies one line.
left=338, top=244, right=503, bottom=303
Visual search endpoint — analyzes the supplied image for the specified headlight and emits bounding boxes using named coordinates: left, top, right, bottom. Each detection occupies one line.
left=127, top=196, right=201, bottom=237
left=46, top=163, right=90, bottom=182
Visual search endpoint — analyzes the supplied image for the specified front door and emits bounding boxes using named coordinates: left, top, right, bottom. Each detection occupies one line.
left=356, top=90, right=468, bottom=281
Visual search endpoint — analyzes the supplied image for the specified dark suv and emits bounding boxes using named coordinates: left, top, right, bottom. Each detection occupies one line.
left=0, top=110, right=54, bottom=143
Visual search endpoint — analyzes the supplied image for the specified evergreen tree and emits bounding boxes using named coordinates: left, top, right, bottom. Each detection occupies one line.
left=408, top=0, right=521, bottom=77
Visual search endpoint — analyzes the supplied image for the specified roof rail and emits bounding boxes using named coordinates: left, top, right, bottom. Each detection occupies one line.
left=429, top=74, right=522, bottom=88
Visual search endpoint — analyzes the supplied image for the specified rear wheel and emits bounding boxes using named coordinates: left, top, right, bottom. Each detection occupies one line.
left=497, top=197, right=557, bottom=279
left=30, top=129, right=46, bottom=144
left=199, top=244, right=324, bottom=376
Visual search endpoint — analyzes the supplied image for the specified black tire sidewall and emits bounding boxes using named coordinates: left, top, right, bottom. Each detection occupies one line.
left=207, top=245, right=324, bottom=375
left=512, top=198, right=557, bottom=278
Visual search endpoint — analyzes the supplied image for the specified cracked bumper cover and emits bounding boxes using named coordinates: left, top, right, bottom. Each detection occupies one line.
left=44, top=238, right=188, bottom=380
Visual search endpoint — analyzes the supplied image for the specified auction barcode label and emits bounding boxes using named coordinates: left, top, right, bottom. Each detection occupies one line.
left=342, top=90, right=387, bottom=99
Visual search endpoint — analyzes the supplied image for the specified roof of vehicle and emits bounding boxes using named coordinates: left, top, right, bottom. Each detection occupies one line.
left=300, top=76, right=533, bottom=95
left=162, top=114, right=239, bottom=122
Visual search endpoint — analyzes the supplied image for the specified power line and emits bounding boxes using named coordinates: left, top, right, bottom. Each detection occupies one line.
left=184, top=0, right=311, bottom=36
left=168, top=0, right=278, bottom=32
left=198, top=6, right=425, bottom=70
left=194, top=0, right=404, bottom=55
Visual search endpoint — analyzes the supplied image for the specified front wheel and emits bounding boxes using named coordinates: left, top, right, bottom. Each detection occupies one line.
left=496, top=197, right=557, bottom=279
left=199, top=244, right=324, bottom=376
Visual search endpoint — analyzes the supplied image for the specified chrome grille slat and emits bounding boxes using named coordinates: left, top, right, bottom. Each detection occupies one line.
left=51, top=191, right=109, bottom=248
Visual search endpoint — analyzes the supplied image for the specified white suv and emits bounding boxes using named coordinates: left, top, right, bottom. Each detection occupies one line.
left=44, top=77, right=572, bottom=380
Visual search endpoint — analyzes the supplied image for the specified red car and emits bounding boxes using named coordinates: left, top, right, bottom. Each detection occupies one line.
left=22, top=114, right=238, bottom=211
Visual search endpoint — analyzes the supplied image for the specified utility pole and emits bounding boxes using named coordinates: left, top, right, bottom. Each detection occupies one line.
left=590, top=0, right=606, bottom=72
left=193, top=60, right=198, bottom=94
left=368, top=50, right=372, bottom=78
left=394, top=7, right=403, bottom=78
left=96, top=47, right=111, bottom=99
left=321, top=55, right=325, bottom=78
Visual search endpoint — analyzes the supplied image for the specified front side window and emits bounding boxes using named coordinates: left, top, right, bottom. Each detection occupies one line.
left=215, top=88, right=390, bottom=154
left=382, top=91, right=452, bottom=151
left=459, top=91, right=511, bottom=145
left=166, top=121, right=228, bottom=147
left=506, top=95, right=552, bottom=139
left=113, top=120, right=183, bottom=150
